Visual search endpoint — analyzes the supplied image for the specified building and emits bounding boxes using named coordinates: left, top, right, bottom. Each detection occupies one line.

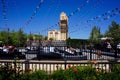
left=48, top=30, right=61, bottom=40
left=48, top=12, right=68, bottom=40
left=60, top=12, right=68, bottom=40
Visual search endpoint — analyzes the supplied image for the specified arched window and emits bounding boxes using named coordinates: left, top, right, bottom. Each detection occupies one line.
left=62, top=16, right=64, bottom=20
left=50, top=32, right=53, bottom=34
left=55, top=32, right=58, bottom=34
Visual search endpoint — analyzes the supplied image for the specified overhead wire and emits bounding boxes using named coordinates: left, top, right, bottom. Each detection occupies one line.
left=69, top=0, right=103, bottom=34
left=69, top=8, right=120, bottom=36
left=1, top=0, right=8, bottom=29
left=40, top=0, right=90, bottom=36
left=69, top=0, right=104, bottom=35
left=21, top=0, right=44, bottom=30
left=39, top=0, right=56, bottom=35
left=49, top=0, right=61, bottom=30
left=68, top=0, right=95, bottom=31
left=13, top=0, right=20, bottom=31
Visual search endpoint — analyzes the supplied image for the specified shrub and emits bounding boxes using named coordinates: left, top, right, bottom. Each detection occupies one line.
left=30, top=70, right=49, bottom=80
left=1, top=64, right=120, bottom=80
left=0, top=64, right=19, bottom=80
left=20, top=70, right=48, bottom=80
left=51, top=68, right=68, bottom=80
left=111, top=64, right=120, bottom=73
left=51, top=66, right=97, bottom=80
left=0, top=64, right=48, bottom=80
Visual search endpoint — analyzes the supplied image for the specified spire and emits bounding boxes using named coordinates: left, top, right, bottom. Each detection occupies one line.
left=60, top=12, right=68, bottom=21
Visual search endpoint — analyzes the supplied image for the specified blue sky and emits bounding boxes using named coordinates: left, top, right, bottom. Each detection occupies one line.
left=0, top=0, right=120, bottom=39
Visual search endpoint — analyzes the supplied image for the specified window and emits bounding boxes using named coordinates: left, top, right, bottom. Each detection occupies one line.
left=62, top=16, right=64, bottom=20
left=55, top=32, right=58, bottom=34
left=50, top=32, right=53, bottom=34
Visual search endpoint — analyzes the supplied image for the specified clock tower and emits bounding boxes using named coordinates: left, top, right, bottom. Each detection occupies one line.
left=60, top=12, right=68, bottom=40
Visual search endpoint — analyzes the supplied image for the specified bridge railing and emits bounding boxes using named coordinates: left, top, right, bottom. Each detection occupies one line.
left=0, top=60, right=120, bottom=74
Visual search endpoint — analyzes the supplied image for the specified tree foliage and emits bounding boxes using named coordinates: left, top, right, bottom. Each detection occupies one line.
left=66, top=38, right=89, bottom=47
left=0, top=29, right=47, bottom=47
left=105, top=21, right=120, bottom=44
left=0, top=30, right=8, bottom=45
left=89, top=26, right=102, bottom=44
left=0, top=21, right=120, bottom=47
left=0, top=29, right=27, bottom=46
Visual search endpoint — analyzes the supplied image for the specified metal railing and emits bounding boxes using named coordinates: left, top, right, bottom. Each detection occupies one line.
left=0, top=46, right=120, bottom=60
left=0, top=60, right=120, bottom=74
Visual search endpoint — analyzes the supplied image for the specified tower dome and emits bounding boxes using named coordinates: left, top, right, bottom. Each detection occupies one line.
left=60, top=12, right=68, bottom=21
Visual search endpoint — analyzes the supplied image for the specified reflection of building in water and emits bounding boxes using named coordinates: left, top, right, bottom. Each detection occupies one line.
left=48, top=12, right=68, bottom=40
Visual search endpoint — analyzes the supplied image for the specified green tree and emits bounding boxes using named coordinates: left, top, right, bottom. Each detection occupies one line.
left=89, top=26, right=102, bottom=44
left=44, top=36, right=48, bottom=40
left=0, top=30, right=8, bottom=45
left=66, top=37, right=71, bottom=46
left=105, top=21, right=120, bottom=45
left=28, top=32, right=33, bottom=41
left=17, top=29, right=27, bottom=46
left=0, top=29, right=27, bottom=47
left=9, top=29, right=27, bottom=46
left=0, top=29, right=47, bottom=47
left=10, top=30, right=18, bottom=46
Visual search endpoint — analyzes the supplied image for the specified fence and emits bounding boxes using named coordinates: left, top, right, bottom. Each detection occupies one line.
left=0, top=46, right=120, bottom=60
left=0, top=59, right=120, bottom=74
left=0, top=46, right=120, bottom=79
left=25, top=46, right=120, bottom=60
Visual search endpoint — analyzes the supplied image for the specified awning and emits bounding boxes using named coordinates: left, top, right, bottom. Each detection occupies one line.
left=98, top=37, right=113, bottom=41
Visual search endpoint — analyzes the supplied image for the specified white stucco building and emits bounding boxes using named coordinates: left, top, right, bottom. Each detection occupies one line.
left=48, top=12, right=68, bottom=40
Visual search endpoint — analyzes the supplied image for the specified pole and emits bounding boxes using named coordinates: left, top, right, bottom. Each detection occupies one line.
left=7, top=28, right=9, bottom=46
left=38, top=32, right=40, bottom=53
left=90, top=45, right=92, bottom=60
left=30, top=31, right=31, bottom=50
